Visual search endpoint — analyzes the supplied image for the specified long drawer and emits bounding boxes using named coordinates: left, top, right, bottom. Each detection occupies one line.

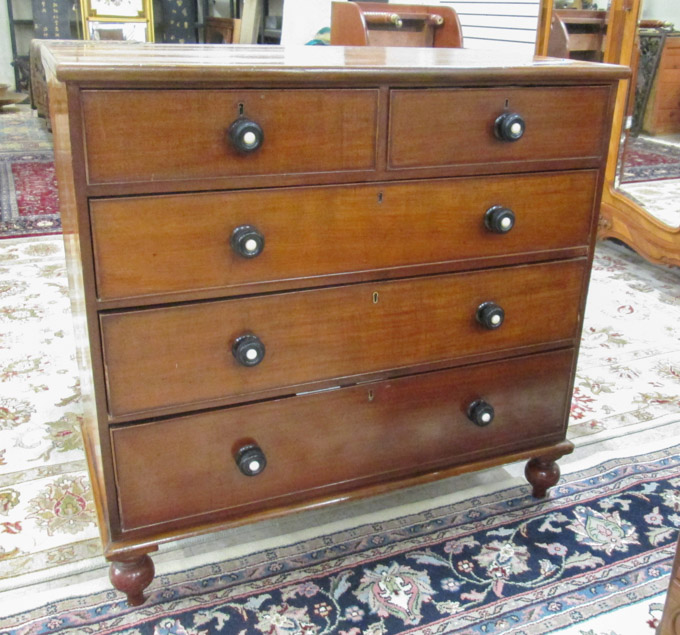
left=91, top=171, right=598, bottom=302
left=81, top=89, right=379, bottom=185
left=111, top=349, right=575, bottom=532
left=100, top=259, right=586, bottom=418
left=389, top=86, right=610, bottom=169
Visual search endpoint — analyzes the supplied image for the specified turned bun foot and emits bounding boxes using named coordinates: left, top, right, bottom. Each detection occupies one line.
left=525, top=456, right=561, bottom=499
left=109, top=553, right=155, bottom=606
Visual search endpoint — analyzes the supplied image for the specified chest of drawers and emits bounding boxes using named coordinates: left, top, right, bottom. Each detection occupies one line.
left=42, top=42, right=627, bottom=606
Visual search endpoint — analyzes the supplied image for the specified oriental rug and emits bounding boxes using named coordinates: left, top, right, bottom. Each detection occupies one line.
left=620, top=136, right=680, bottom=183
left=0, top=106, right=60, bottom=238
left=1, top=443, right=679, bottom=634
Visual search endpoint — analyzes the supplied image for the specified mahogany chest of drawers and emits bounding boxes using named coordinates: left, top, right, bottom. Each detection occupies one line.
left=42, top=42, right=627, bottom=605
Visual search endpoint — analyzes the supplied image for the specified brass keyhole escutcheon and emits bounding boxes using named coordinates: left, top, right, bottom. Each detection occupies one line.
left=372, top=292, right=379, bottom=304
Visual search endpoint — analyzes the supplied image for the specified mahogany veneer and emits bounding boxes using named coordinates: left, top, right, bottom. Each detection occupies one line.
left=41, top=42, right=627, bottom=606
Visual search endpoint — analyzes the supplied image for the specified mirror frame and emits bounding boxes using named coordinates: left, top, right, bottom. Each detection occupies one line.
left=537, top=0, right=680, bottom=267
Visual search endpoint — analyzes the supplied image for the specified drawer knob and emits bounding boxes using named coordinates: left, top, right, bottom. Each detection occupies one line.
left=467, top=399, right=495, bottom=426
left=235, top=444, right=267, bottom=476
left=229, top=117, right=264, bottom=153
left=232, top=334, right=265, bottom=366
left=476, top=301, right=505, bottom=329
left=484, top=206, right=515, bottom=233
left=494, top=112, right=525, bottom=142
left=231, top=225, right=265, bottom=258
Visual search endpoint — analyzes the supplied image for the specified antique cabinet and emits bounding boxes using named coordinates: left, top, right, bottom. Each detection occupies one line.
left=41, top=42, right=627, bottom=605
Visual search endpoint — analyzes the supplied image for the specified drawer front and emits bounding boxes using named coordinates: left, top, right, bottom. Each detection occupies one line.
left=389, top=86, right=610, bottom=169
left=101, top=259, right=586, bottom=417
left=91, top=171, right=597, bottom=301
left=81, top=89, right=379, bottom=185
left=112, top=349, right=574, bottom=531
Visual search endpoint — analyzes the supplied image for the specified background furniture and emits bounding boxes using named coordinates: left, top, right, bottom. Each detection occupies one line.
left=548, top=9, right=607, bottom=61
left=158, top=0, right=199, bottom=43
left=205, top=17, right=241, bottom=43
left=330, top=2, right=463, bottom=48
left=42, top=41, right=623, bottom=607
left=5, top=0, right=78, bottom=92
left=642, top=33, right=680, bottom=135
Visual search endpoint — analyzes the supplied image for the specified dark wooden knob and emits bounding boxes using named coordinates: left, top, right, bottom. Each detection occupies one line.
left=232, top=334, right=265, bottom=366
left=494, top=112, right=525, bottom=142
left=235, top=444, right=267, bottom=476
left=484, top=206, right=515, bottom=233
left=228, top=117, right=264, bottom=153
left=231, top=225, right=265, bottom=258
left=476, top=301, right=505, bottom=329
left=467, top=399, right=495, bottom=426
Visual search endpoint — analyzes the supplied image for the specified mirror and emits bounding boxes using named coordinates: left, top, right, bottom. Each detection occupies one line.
left=80, top=0, right=154, bottom=42
left=537, top=0, right=680, bottom=267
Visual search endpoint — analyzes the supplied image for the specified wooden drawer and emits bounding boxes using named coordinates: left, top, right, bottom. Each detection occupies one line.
left=100, top=259, right=586, bottom=418
left=81, top=89, right=379, bottom=185
left=389, top=86, right=610, bottom=169
left=111, top=348, right=574, bottom=531
left=91, top=171, right=598, bottom=302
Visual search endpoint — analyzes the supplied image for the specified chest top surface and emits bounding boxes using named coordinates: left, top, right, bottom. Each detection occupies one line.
left=40, top=42, right=628, bottom=86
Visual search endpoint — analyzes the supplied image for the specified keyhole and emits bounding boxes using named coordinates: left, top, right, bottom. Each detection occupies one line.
left=504, top=98, right=509, bottom=109
left=372, top=292, right=379, bottom=304
left=368, top=390, right=375, bottom=402
left=377, top=192, right=383, bottom=204
left=238, top=102, right=244, bottom=115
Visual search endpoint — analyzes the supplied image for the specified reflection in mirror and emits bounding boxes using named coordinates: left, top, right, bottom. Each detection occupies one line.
left=88, top=21, right=148, bottom=41
left=541, top=0, right=679, bottom=267
left=618, top=26, right=680, bottom=233
left=89, top=0, right=145, bottom=18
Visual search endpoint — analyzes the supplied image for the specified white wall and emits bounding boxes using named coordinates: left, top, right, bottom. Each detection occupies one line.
left=281, top=0, right=540, bottom=53
left=0, top=0, right=15, bottom=89
left=642, top=0, right=680, bottom=28
left=281, top=0, right=336, bottom=45
left=443, top=0, right=539, bottom=53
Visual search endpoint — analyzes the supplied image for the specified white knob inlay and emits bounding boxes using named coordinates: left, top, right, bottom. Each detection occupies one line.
left=501, top=217, right=512, bottom=229
left=245, top=238, right=258, bottom=252
left=243, top=131, right=257, bottom=146
left=510, top=122, right=522, bottom=136
left=246, top=348, right=258, bottom=361
left=481, top=413, right=491, bottom=423
left=491, top=314, right=502, bottom=325
left=248, top=460, right=261, bottom=472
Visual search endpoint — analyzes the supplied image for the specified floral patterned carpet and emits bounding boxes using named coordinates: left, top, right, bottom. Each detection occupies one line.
left=0, top=238, right=99, bottom=585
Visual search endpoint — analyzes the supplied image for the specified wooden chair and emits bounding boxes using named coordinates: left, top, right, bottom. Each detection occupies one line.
left=330, top=2, right=463, bottom=49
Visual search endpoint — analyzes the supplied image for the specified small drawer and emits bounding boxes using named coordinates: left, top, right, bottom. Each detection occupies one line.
left=91, top=171, right=597, bottom=301
left=388, top=86, right=610, bottom=169
left=111, top=348, right=574, bottom=531
left=100, top=259, right=586, bottom=418
left=81, top=89, right=379, bottom=185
